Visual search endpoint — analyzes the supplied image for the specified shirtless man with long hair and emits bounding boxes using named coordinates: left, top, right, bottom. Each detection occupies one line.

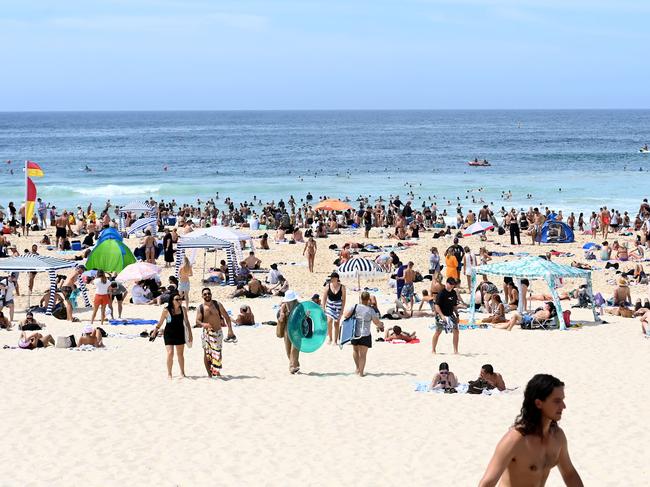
left=479, top=374, right=583, bottom=486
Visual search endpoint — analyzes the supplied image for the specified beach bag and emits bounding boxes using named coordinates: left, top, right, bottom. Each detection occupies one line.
left=467, top=379, right=491, bottom=394
left=276, top=306, right=288, bottom=338
left=55, top=335, right=77, bottom=348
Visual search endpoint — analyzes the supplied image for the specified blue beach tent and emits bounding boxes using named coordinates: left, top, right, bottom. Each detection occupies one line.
left=540, top=215, right=574, bottom=244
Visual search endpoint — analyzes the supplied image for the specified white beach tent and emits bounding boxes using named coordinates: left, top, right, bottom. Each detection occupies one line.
left=0, top=255, right=90, bottom=314
left=118, top=200, right=156, bottom=232
left=174, top=235, right=238, bottom=286
left=185, top=226, right=254, bottom=262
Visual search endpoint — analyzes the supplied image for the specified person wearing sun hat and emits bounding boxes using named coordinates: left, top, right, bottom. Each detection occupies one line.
left=277, top=290, right=301, bottom=374
left=77, top=324, right=104, bottom=348
left=613, top=277, right=631, bottom=307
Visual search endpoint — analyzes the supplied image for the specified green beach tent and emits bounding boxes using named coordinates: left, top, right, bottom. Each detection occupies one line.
left=85, top=238, right=136, bottom=273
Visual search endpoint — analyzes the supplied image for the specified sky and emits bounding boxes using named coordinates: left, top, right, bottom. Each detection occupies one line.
left=1, top=0, right=649, bottom=110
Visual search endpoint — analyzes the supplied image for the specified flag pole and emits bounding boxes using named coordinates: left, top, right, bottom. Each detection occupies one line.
left=24, top=160, right=28, bottom=236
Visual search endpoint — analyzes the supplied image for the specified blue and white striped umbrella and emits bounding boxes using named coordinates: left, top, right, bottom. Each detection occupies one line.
left=337, top=257, right=386, bottom=278
left=127, top=217, right=157, bottom=236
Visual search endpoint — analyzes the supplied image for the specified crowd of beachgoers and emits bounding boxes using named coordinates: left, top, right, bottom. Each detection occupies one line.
left=3, top=190, right=650, bottom=486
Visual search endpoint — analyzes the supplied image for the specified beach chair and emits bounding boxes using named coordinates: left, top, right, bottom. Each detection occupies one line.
left=530, top=315, right=560, bottom=330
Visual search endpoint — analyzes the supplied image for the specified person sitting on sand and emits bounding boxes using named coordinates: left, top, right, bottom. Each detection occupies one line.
left=612, top=277, right=631, bottom=307
left=384, top=324, right=417, bottom=342
left=234, top=305, right=255, bottom=326
left=77, top=324, right=105, bottom=348
left=243, top=251, right=261, bottom=270
left=259, top=233, right=270, bottom=250
left=496, top=301, right=556, bottom=331
left=431, top=362, right=459, bottom=391
left=19, top=311, right=44, bottom=330
left=292, top=227, right=304, bottom=242
left=266, top=263, right=282, bottom=285
left=18, top=331, right=54, bottom=349
left=232, top=275, right=267, bottom=299
left=131, top=280, right=153, bottom=305
left=482, top=295, right=507, bottom=324
left=269, top=275, right=289, bottom=297
left=506, top=281, right=519, bottom=311
left=476, top=275, right=499, bottom=309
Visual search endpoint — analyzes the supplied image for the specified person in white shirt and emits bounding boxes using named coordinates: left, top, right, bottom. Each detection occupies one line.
left=131, top=281, right=153, bottom=305
left=266, top=264, right=282, bottom=285
left=90, top=270, right=111, bottom=325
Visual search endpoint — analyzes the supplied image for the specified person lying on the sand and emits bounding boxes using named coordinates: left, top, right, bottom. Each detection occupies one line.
left=495, top=302, right=556, bottom=331
left=19, top=311, right=44, bottom=330
left=18, top=331, right=54, bottom=349
left=431, top=362, right=459, bottom=390
left=384, top=325, right=417, bottom=342
left=469, top=364, right=506, bottom=392
left=234, top=305, right=255, bottom=326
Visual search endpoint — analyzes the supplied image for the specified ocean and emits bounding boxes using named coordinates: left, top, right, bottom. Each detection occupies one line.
left=1, top=110, right=649, bottom=216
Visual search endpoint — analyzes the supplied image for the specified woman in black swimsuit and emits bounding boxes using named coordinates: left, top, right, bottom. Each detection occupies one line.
left=152, top=292, right=192, bottom=379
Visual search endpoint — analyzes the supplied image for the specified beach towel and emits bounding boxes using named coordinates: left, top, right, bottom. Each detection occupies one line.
left=109, top=319, right=158, bottom=326
left=233, top=322, right=262, bottom=328
left=414, top=382, right=469, bottom=394
left=387, top=338, right=420, bottom=344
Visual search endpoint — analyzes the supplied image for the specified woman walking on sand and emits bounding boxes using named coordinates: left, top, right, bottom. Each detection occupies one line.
left=178, top=256, right=192, bottom=304
left=323, top=272, right=346, bottom=344
left=303, top=236, right=317, bottom=272
left=151, top=292, right=192, bottom=379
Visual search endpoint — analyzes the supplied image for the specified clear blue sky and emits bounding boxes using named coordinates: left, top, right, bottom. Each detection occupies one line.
left=2, top=0, right=649, bottom=110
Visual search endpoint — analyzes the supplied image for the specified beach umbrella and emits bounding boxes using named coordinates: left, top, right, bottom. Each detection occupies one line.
left=463, top=221, right=494, bottom=236
left=313, top=199, right=353, bottom=212
left=337, top=257, right=388, bottom=290
left=85, top=238, right=137, bottom=273
left=116, top=262, right=161, bottom=282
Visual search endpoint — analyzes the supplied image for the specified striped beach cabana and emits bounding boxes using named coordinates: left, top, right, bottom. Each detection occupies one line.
left=337, top=257, right=388, bottom=291
left=186, top=226, right=254, bottom=263
left=0, top=255, right=90, bottom=314
left=127, top=217, right=157, bottom=237
left=468, top=256, right=598, bottom=330
left=118, top=201, right=156, bottom=232
left=174, top=235, right=238, bottom=286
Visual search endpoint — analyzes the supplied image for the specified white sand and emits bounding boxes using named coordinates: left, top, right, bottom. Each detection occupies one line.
left=1, top=227, right=649, bottom=486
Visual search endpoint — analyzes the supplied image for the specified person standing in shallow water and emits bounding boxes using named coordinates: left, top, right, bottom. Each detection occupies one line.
left=479, top=374, right=583, bottom=487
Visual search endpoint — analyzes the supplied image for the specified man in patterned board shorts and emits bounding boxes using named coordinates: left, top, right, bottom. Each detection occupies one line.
left=433, top=277, right=460, bottom=354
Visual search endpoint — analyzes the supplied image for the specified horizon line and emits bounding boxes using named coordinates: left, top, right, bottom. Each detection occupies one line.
left=2, top=107, right=650, bottom=113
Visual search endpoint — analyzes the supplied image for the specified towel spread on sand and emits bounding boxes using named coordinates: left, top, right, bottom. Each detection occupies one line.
left=109, top=319, right=158, bottom=326
left=387, top=338, right=420, bottom=344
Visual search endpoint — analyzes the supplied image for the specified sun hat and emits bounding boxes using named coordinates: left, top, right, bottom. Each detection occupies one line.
left=618, top=277, right=628, bottom=287
left=282, top=290, right=299, bottom=303
left=82, top=324, right=94, bottom=334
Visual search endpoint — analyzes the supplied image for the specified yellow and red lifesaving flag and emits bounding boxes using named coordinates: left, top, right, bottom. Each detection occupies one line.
left=25, top=177, right=37, bottom=223
left=26, top=160, right=44, bottom=177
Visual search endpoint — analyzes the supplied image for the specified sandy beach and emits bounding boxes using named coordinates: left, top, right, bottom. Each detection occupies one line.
left=1, top=223, right=649, bottom=487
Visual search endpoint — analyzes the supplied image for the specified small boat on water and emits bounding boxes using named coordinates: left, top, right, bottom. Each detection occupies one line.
left=468, top=159, right=491, bottom=167
left=640, top=146, right=649, bottom=153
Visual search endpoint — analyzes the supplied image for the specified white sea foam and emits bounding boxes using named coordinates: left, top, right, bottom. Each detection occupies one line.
left=72, top=184, right=161, bottom=197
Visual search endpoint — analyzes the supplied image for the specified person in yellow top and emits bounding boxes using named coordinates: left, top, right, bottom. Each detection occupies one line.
left=88, top=210, right=97, bottom=223
left=445, top=249, right=459, bottom=281
left=67, top=213, right=76, bottom=226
